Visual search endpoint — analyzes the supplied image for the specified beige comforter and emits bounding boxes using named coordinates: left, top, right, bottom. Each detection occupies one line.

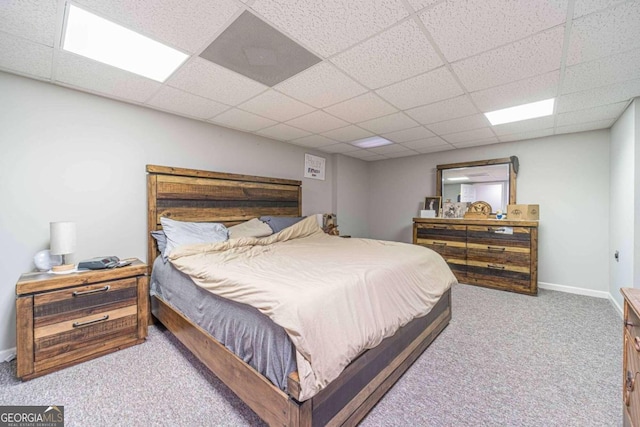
left=169, top=216, right=456, bottom=400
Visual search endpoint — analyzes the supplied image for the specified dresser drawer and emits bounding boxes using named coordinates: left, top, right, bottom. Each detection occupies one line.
left=465, top=264, right=532, bottom=293
left=467, top=225, right=531, bottom=248
left=466, top=242, right=530, bottom=267
left=625, top=331, right=640, bottom=426
left=415, top=223, right=466, bottom=243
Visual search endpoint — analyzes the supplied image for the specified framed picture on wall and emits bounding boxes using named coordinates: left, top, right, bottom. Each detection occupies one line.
left=424, top=196, right=442, bottom=216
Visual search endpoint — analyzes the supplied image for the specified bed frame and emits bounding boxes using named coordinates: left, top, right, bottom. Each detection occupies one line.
left=146, top=164, right=452, bottom=426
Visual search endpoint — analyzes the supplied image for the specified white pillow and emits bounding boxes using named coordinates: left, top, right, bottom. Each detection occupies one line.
left=160, top=217, right=229, bottom=259
left=228, top=218, right=273, bottom=239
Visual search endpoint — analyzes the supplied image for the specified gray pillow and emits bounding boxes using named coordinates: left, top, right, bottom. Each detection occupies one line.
left=259, top=216, right=306, bottom=233
left=160, top=217, right=229, bottom=259
left=150, top=230, right=167, bottom=259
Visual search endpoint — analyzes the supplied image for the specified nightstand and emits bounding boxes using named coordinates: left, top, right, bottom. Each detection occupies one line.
left=15, top=259, right=148, bottom=380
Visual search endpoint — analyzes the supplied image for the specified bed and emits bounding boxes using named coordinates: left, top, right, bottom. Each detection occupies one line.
left=146, top=164, right=453, bottom=426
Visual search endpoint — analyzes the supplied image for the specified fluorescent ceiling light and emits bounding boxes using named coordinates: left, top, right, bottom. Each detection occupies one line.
left=484, top=98, right=555, bottom=126
left=448, top=177, right=469, bottom=181
left=63, top=5, right=188, bottom=82
left=351, top=136, right=393, bottom=149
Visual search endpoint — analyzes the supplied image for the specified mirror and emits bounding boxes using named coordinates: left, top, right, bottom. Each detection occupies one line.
left=436, top=157, right=518, bottom=213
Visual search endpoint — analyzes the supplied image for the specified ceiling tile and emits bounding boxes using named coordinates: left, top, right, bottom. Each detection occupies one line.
left=331, top=19, right=442, bottom=89
left=238, top=89, right=315, bottom=121
left=0, top=32, right=52, bottom=79
left=491, top=116, right=555, bottom=136
left=209, top=108, right=277, bottom=132
left=555, top=119, right=615, bottom=134
left=75, top=0, right=240, bottom=53
left=402, top=136, right=449, bottom=149
left=319, top=143, right=360, bottom=153
left=452, top=26, right=564, bottom=92
left=0, top=0, right=57, bottom=46
left=343, top=150, right=387, bottom=160
left=146, top=86, right=229, bottom=119
left=251, top=0, right=409, bottom=57
left=382, top=126, right=435, bottom=143
left=556, top=78, right=640, bottom=112
left=290, top=135, right=337, bottom=148
left=369, top=144, right=412, bottom=154
left=321, top=125, right=374, bottom=142
left=406, top=95, right=478, bottom=125
left=256, top=123, right=312, bottom=140
left=167, top=58, right=267, bottom=106
left=561, top=48, right=640, bottom=94
left=358, top=112, right=419, bottom=134
left=285, top=110, right=349, bottom=133
left=441, top=127, right=495, bottom=143
left=275, top=62, right=367, bottom=108
left=420, top=0, right=567, bottom=62
left=407, top=0, right=442, bottom=12
left=498, top=128, right=555, bottom=142
left=573, top=0, right=627, bottom=18
left=427, top=114, right=491, bottom=135
left=470, top=71, right=559, bottom=112
left=55, top=51, right=161, bottom=103
left=414, top=144, right=455, bottom=154
left=556, top=101, right=627, bottom=127
left=376, top=67, right=464, bottom=109
left=323, top=92, right=397, bottom=123
left=385, top=150, right=421, bottom=158
left=451, top=137, right=500, bottom=148
left=566, top=1, right=640, bottom=66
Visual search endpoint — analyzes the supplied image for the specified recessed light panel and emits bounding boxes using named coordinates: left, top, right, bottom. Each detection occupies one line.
left=63, top=4, right=188, bottom=82
left=351, top=136, right=393, bottom=148
left=484, top=98, right=555, bottom=126
left=200, top=11, right=322, bottom=87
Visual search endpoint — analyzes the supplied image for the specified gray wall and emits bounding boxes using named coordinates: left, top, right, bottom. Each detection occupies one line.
left=0, top=72, right=336, bottom=353
left=368, top=130, right=611, bottom=294
left=334, top=154, right=370, bottom=237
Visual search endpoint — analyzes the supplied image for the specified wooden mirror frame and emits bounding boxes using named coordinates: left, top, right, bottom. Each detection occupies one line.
left=435, top=156, right=518, bottom=208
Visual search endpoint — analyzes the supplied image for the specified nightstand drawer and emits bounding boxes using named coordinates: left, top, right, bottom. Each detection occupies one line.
left=33, top=278, right=137, bottom=327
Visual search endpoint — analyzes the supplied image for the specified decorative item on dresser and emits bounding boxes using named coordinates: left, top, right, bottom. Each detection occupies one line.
left=15, top=259, right=148, bottom=380
left=413, top=218, right=539, bottom=295
left=622, top=288, right=640, bottom=426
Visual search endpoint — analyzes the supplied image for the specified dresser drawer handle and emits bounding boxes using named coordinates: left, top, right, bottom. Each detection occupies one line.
left=634, top=337, right=640, bottom=352
left=432, top=226, right=448, bottom=230
left=432, top=242, right=447, bottom=246
left=487, top=227, right=506, bottom=233
left=73, top=285, right=110, bottom=297
left=72, top=315, right=109, bottom=328
left=487, top=264, right=505, bottom=270
left=487, top=246, right=506, bottom=252
left=627, top=371, right=637, bottom=406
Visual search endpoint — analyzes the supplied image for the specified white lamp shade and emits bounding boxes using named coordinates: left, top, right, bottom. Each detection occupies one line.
left=50, top=222, right=77, bottom=255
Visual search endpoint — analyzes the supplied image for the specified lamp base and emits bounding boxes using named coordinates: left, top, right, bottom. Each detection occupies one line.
left=52, top=264, right=75, bottom=272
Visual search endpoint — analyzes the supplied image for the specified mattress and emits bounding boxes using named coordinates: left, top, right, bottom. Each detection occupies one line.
left=150, top=256, right=297, bottom=391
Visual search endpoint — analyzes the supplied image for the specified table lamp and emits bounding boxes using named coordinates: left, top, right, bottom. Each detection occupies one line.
left=50, top=221, right=76, bottom=272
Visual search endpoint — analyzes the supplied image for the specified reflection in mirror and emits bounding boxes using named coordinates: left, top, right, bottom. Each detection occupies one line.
left=436, top=157, right=517, bottom=214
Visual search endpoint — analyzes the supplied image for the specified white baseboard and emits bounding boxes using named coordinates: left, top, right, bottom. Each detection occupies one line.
left=0, top=347, right=16, bottom=363
left=538, top=281, right=610, bottom=299
left=609, top=294, right=624, bottom=318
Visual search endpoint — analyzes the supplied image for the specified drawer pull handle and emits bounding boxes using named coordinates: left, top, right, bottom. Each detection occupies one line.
left=432, top=242, right=447, bottom=247
left=635, top=337, right=640, bottom=352
left=487, top=264, right=505, bottom=270
left=72, top=315, right=109, bottom=328
left=432, top=226, right=447, bottom=230
left=487, top=246, right=506, bottom=252
left=626, top=371, right=638, bottom=406
left=488, top=227, right=506, bottom=233
left=73, top=285, right=110, bottom=297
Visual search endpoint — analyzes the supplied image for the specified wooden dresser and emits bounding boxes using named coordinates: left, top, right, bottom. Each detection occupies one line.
left=622, top=288, right=640, bottom=426
left=15, top=259, right=148, bottom=379
left=413, top=218, right=539, bottom=295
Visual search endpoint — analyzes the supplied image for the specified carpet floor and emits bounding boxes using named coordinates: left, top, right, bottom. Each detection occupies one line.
left=0, top=284, right=622, bottom=426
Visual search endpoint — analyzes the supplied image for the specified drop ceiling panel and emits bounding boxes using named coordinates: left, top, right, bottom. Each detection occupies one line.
left=498, top=128, right=554, bottom=142
left=275, top=62, right=367, bottom=108
left=441, top=127, right=495, bottom=144
left=331, top=19, right=442, bottom=89
left=382, top=126, right=435, bottom=143
left=385, top=150, right=421, bottom=158
left=146, top=86, right=229, bottom=119
left=0, top=0, right=57, bottom=46
left=402, top=136, right=449, bottom=149
left=566, top=1, right=640, bottom=66
left=369, top=144, right=412, bottom=155
left=75, top=0, right=240, bottom=53
left=452, top=26, right=564, bottom=92
left=427, top=114, right=491, bottom=135
left=470, top=71, right=559, bottom=112
left=0, top=32, right=52, bottom=79
left=407, top=0, right=441, bottom=12
left=251, top=0, right=409, bottom=57
left=492, top=116, right=556, bottom=136
left=317, top=143, right=359, bottom=153
left=420, top=0, right=567, bottom=62
left=323, top=92, right=397, bottom=123
left=556, top=78, right=640, bottom=112
left=55, top=52, right=161, bottom=103
left=555, top=119, right=615, bottom=134
left=358, top=112, right=419, bottom=134
left=290, top=135, right=337, bottom=148
left=321, top=125, right=373, bottom=142
left=573, top=0, right=627, bottom=18
left=209, top=108, right=277, bottom=132
left=167, top=58, right=267, bottom=106
left=406, top=95, right=478, bottom=125
left=285, top=110, right=349, bottom=133
left=562, top=48, right=640, bottom=94
left=343, top=150, right=387, bottom=160
left=451, top=137, right=499, bottom=148
left=413, top=144, right=455, bottom=154
left=256, top=123, right=311, bottom=140
left=238, top=89, right=315, bottom=121
left=556, top=101, right=628, bottom=126
left=376, top=67, right=464, bottom=109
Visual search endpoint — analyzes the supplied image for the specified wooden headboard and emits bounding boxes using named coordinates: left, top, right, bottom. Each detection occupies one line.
left=146, top=165, right=302, bottom=269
